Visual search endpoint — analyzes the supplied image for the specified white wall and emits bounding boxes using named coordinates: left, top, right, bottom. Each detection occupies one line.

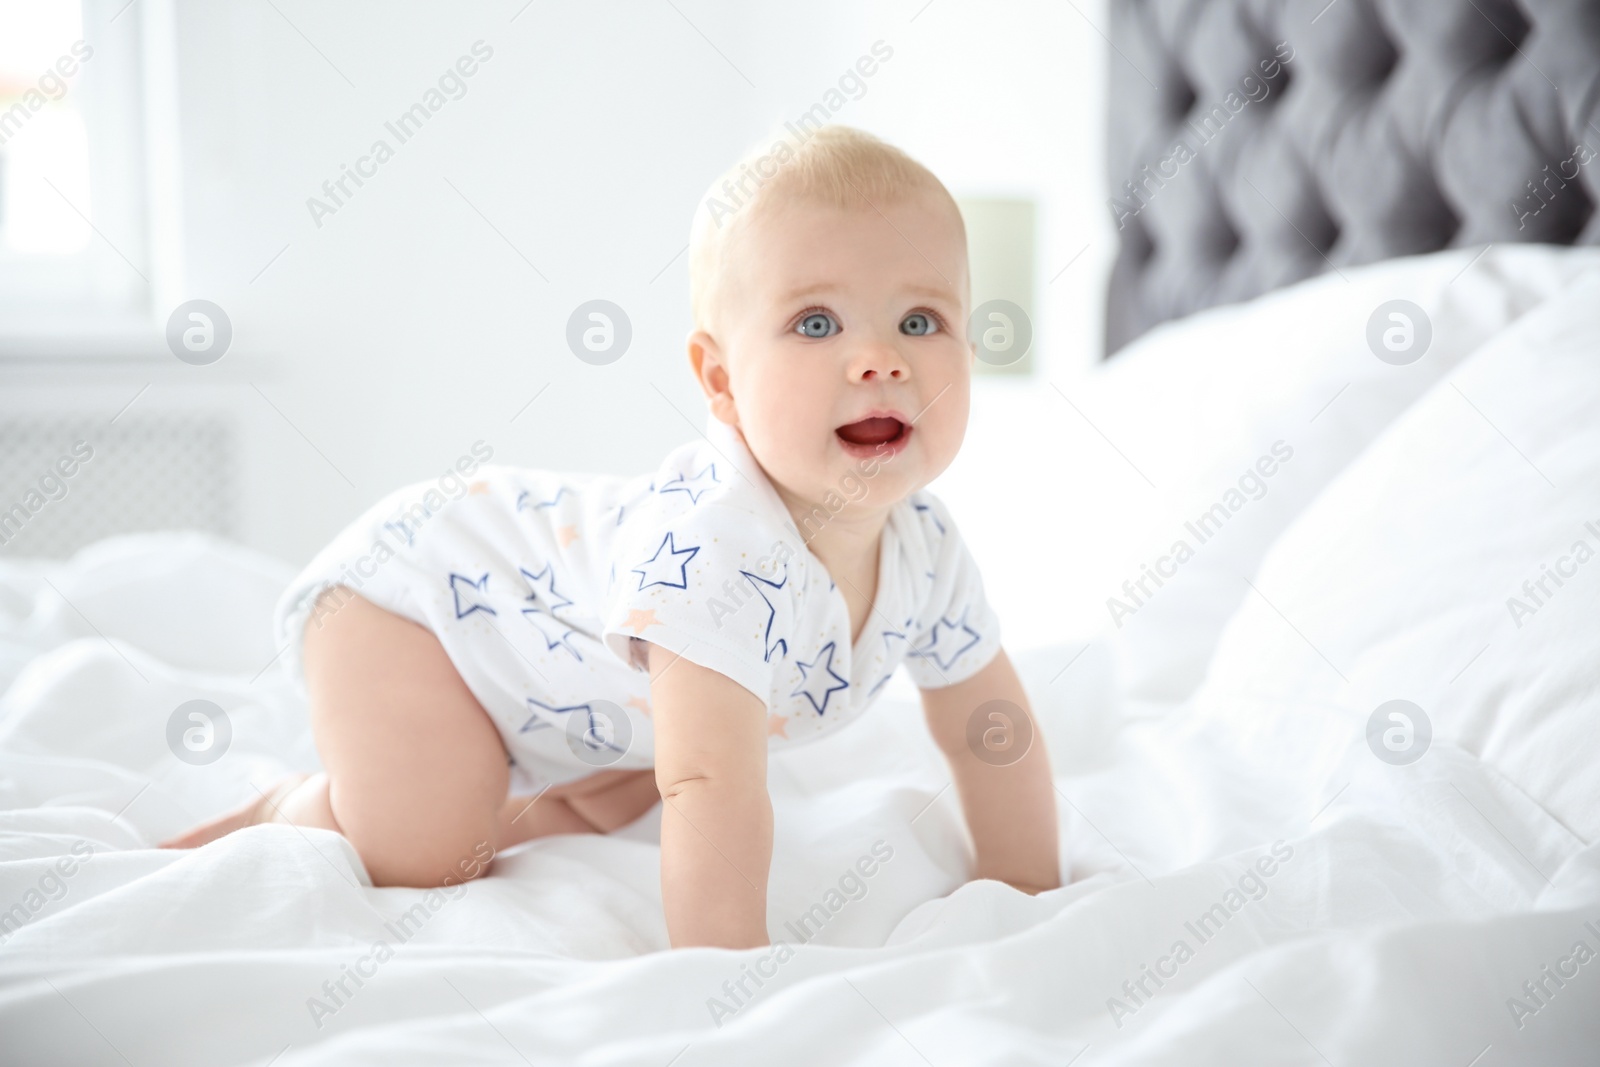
left=167, top=0, right=1114, bottom=645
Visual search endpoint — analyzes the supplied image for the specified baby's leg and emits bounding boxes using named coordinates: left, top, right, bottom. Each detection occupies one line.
left=521, top=767, right=662, bottom=835
left=279, top=586, right=594, bottom=886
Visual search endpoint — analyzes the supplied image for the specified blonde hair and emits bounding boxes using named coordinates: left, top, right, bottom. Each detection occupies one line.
left=688, top=125, right=964, bottom=334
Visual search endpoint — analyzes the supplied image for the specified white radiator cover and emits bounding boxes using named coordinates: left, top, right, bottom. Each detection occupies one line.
left=0, top=363, right=272, bottom=561
left=0, top=415, right=239, bottom=557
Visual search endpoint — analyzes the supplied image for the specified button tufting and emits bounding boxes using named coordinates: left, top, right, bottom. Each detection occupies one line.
left=1368, top=32, right=1399, bottom=88
left=1170, top=77, right=1198, bottom=122
left=1486, top=0, right=1532, bottom=58
left=1103, top=0, right=1600, bottom=356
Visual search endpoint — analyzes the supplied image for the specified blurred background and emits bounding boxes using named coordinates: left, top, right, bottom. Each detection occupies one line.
left=0, top=0, right=1116, bottom=643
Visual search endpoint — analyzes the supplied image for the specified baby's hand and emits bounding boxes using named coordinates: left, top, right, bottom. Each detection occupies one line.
left=646, top=641, right=773, bottom=949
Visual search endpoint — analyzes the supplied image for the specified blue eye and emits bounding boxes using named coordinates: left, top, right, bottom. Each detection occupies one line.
left=901, top=312, right=939, bottom=336
left=796, top=311, right=839, bottom=338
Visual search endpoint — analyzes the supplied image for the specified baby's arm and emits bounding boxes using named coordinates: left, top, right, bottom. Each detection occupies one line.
left=646, top=640, right=772, bottom=949
left=919, top=647, right=1061, bottom=894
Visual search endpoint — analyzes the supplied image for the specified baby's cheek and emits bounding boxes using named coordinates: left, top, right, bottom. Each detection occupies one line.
left=922, top=409, right=968, bottom=471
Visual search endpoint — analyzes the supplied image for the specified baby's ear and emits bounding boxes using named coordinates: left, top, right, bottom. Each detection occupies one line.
left=687, top=329, right=737, bottom=421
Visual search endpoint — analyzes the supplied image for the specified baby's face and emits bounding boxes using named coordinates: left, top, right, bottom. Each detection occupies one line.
left=694, top=190, right=972, bottom=524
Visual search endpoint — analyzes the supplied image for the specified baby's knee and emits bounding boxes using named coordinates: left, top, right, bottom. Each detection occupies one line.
left=360, top=831, right=497, bottom=889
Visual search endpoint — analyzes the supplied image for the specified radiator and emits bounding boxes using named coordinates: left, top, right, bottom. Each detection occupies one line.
left=0, top=414, right=239, bottom=558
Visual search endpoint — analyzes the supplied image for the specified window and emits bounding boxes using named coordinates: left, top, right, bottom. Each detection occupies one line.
left=0, top=0, right=92, bottom=254
left=0, top=0, right=163, bottom=337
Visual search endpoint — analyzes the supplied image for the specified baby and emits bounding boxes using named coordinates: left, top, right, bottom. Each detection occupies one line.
left=164, top=125, right=1061, bottom=949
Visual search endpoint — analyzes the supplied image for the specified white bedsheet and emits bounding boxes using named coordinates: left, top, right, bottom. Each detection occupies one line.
left=1, top=601, right=1594, bottom=1066
left=4, top=255, right=1599, bottom=1065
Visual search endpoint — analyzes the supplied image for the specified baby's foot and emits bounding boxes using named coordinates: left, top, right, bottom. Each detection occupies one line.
left=158, top=773, right=311, bottom=849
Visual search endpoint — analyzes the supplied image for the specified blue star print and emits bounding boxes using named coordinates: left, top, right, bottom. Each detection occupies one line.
left=913, top=500, right=946, bottom=537
left=880, top=617, right=912, bottom=655
left=907, top=607, right=981, bottom=670
left=521, top=697, right=627, bottom=755
left=658, top=463, right=719, bottom=504
left=792, top=640, right=849, bottom=716
left=516, top=487, right=567, bottom=512
left=863, top=616, right=914, bottom=698
left=449, top=572, right=497, bottom=619
left=739, top=565, right=790, bottom=663
left=521, top=696, right=581, bottom=735
left=519, top=562, right=574, bottom=614
left=519, top=698, right=625, bottom=754
left=383, top=516, right=418, bottom=548
left=632, top=532, right=699, bottom=590
left=520, top=607, right=583, bottom=662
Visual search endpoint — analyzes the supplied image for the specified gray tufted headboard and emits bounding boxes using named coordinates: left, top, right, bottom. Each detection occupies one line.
left=1102, top=0, right=1600, bottom=356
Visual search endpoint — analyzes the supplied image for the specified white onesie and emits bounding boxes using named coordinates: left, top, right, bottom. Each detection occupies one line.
left=271, top=415, right=1003, bottom=792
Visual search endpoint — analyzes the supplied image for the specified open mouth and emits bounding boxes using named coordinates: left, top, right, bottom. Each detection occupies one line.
left=835, top=415, right=911, bottom=454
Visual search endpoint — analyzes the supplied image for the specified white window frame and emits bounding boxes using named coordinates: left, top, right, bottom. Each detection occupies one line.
left=0, top=0, right=182, bottom=356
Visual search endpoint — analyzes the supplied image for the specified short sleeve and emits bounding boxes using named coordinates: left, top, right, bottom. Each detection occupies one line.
left=901, top=497, right=1003, bottom=690
left=601, top=500, right=797, bottom=706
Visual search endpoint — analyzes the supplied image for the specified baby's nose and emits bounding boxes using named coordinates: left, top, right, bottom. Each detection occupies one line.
left=851, top=342, right=909, bottom=381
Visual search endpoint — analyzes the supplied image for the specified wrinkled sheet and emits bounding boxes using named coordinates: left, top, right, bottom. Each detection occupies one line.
left=1, top=532, right=1595, bottom=1065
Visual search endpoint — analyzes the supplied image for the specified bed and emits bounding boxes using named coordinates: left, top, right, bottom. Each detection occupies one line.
left=5, top=3, right=1600, bottom=1065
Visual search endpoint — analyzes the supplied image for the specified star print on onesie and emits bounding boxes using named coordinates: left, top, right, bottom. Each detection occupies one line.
left=270, top=413, right=1003, bottom=793
left=600, top=417, right=1003, bottom=743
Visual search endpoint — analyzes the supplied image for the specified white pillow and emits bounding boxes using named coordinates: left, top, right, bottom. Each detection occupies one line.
left=1191, top=267, right=1600, bottom=842
left=1064, top=244, right=1600, bottom=703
